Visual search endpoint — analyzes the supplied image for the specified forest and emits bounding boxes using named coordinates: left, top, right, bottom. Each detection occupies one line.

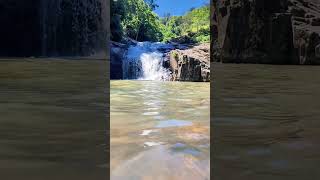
left=111, top=0, right=209, bottom=43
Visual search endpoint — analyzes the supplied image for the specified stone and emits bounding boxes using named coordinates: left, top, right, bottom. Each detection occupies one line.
left=168, top=44, right=210, bottom=82
left=294, top=30, right=320, bottom=64
left=311, top=18, right=320, bottom=26
left=211, top=0, right=320, bottom=64
left=110, top=41, right=128, bottom=79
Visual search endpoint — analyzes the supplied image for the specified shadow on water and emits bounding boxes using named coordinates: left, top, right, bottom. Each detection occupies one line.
left=213, top=64, right=320, bottom=180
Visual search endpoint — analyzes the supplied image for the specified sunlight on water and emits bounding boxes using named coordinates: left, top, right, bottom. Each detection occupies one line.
left=110, top=80, right=210, bottom=180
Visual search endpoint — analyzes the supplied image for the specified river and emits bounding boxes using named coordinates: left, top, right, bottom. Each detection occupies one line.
left=110, top=41, right=210, bottom=179
left=110, top=80, right=210, bottom=179
left=213, top=63, right=320, bottom=180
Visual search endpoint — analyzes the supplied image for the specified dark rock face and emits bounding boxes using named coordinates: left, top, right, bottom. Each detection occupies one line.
left=0, top=0, right=42, bottom=56
left=110, top=41, right=127, bottom=79
left=0, top=0, right=107, bottom=57
left=316, top=44, right=320, bottom=58
left=40, top=0, right=108, bottom=56
left=290, top=0, right=320, bottom=64
left=168, top=44, right=210, bottom=82
left=212, top=0, right=320, bottom=64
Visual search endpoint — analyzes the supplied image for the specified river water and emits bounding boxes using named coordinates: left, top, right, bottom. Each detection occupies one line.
left=213, top=63, right=320, bottom=180
left=0, top=58, right=108, bottom=180
left=110, top=80, right=210, bottom=180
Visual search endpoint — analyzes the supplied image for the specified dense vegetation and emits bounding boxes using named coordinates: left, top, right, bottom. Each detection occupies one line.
left=111, top=0, right=209, bottom=43
left=160, top=6, right=210, bottom=43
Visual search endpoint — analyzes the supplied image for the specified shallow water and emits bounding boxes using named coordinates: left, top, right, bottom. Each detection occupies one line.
left=213, top=63, right=320, bottom=180
left=0, top=58, right=108, bottom=180
left=110, top=80, right=210, bottom=180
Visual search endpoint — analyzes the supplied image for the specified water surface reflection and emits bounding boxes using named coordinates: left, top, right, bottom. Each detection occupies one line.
left=213, top=64, right=320, bottom=180
left=111, top=80, right=210, bottom=180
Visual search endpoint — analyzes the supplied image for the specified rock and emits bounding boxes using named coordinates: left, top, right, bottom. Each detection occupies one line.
left=0, top=0, right=108, bottom=57
left=294, top=30, right=320, bottom=64
left=311, top=18, right=320, bottom=26
left=316, top=44, right=320, bottom=58
left=212, top=0, right=295, bottom=64
left=290, top=6, right=306, bottom=17
left=168, top=44, right=210, bottom=82
left=40, top=0, right=108, bottom=56
left=110, top=41, right=128, bottom=79
left=290, top=0, right=320, bottom=64
left=211, top=0, right=320, bottom=64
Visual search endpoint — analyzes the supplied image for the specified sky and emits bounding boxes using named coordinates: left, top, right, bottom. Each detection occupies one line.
left=154, top=0, right=209, bottom=17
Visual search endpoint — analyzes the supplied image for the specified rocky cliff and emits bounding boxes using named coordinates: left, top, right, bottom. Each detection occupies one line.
left=212, top=0, right=320, bottom=64
left=0, top=0, right=108, bottom=57
left=168, top=44, right=210, bottom=82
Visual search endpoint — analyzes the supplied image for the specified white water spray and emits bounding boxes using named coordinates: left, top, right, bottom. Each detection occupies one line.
left=123, top=42, right=173, bottom=81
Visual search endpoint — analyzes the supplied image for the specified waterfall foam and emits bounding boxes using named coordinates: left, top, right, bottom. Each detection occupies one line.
left=123, top=42, right=173, bottom=81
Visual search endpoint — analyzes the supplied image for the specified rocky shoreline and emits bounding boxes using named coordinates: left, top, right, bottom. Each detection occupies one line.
left=211, top=0, right=320, bottom=64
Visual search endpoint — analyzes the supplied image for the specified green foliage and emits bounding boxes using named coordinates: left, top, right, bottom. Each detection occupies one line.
left=111, top=0, right=209, bottom=43
left=111, top=0, right=163, bottom=42
left=160, top=5, right=210, bottom=43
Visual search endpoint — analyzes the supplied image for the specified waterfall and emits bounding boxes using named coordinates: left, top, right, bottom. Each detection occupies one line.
left=123, top=42, right=173, bottom=81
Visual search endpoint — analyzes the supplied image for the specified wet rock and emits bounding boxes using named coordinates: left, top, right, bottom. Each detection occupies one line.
left=110, top=41, right=128, bottom=79
left=168, top=44, right=210, bottom=82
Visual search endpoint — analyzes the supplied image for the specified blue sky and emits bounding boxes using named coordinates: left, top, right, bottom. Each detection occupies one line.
left=154, top=0, right=209, bottom=17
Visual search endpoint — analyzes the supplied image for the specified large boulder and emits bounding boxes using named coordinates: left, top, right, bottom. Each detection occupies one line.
left=168, top=44, right=210, bottom=82
left=110, top=41, right=128, bottom=79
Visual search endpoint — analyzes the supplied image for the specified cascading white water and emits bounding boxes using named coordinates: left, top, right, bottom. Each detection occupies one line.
left=123, top=42, right=174, bottom=81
